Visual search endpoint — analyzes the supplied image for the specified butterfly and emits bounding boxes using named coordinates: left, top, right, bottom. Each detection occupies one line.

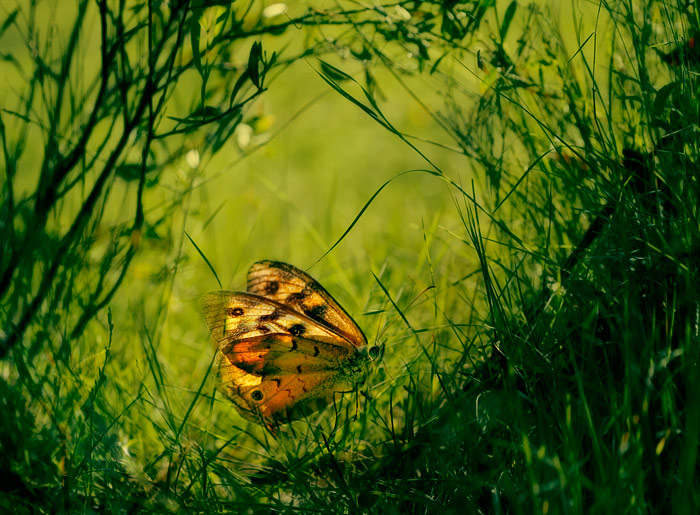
left=201, top=260, right=381, bottom=431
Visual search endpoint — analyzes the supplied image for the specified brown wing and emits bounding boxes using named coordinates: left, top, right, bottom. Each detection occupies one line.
left=219, top=333, right=350, bottom=375
left=201, top=291, right=352, bottom=347
left=217, top=351, right=355, bottom=427
left=246, top=260, right=367, bottom=348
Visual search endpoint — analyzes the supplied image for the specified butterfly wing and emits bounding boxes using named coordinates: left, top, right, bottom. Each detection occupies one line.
left=202, top=290, right=365, bottom=427
left=247, top=260, right=367, bottom=348
left=202, top=291, right=351, bottom=345
left=219, top=334, right=350, bottom=375
left=217, top=353, right=353, bottom=426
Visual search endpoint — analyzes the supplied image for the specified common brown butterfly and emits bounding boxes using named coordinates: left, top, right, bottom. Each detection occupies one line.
left=202, top=261, right=380, bottom=431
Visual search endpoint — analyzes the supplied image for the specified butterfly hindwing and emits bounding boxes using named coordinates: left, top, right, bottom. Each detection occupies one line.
left=217, top=353, right=352, bottom=426
left=219, top=334, right=350, bottom=375
left=247, top=261, right=367, bottom=348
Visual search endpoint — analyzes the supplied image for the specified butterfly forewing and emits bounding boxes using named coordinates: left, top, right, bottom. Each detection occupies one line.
left=201, top=291, right=346, bottom=345
left=247, top=261, right=367, bottom=348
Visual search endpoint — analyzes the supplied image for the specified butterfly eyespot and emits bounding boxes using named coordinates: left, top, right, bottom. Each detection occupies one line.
left=289, top=324, right=306, bottom=336
left=228, top=307, right=244, bottom=317
left=265, top=281, right=279, bottom=294
left=251, top=390, right=264, bottom=401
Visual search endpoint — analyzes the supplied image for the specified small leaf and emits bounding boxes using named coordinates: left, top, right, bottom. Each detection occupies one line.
left=319, top=61, right=352, bottom=82
left=188, top=11, right=203, bottom=77
left=168, top=106, right=221, bottom=126
left=230, top=69, right=250, bottom=106
left=430, top=52, right=447, bottom=74
left=499, top=1, right=517, bottom=41
left=653, top=81, right=677, bottom=117
left=248, top=42, right=261, bottom=88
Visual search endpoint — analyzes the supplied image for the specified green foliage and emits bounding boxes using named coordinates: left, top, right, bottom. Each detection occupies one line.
left=1, top=0, right=699, bottom=513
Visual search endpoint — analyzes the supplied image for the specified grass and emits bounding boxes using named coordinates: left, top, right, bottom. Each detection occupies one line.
left=1, top=0, right=699, bottom=513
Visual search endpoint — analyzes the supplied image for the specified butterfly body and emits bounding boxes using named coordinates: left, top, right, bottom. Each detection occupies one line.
left=202, top=261, right=376, bottom=429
